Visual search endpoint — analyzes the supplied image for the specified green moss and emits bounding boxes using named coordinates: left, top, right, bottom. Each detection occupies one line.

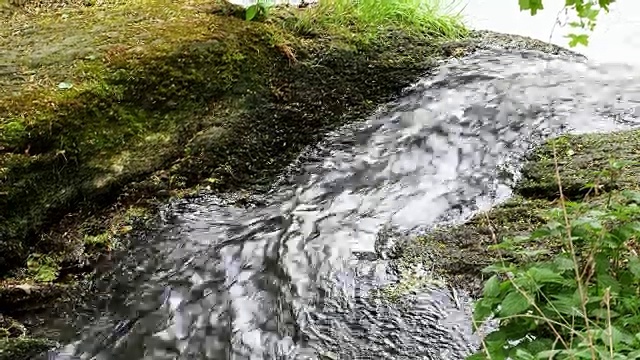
left=517, top=130, right=640, bottom=199
left=390, top=197, right=551, bottom=295
left=0, top=337, right=54, bottom=360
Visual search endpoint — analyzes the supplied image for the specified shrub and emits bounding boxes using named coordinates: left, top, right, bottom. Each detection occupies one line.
left=469, top=159, right=640, bottom=359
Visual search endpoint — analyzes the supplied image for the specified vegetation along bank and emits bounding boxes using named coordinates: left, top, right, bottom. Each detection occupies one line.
left=392, top=129, right=640, bottom=359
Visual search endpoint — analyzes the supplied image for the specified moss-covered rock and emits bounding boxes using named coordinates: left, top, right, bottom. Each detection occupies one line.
left=517, top=130, right=640, bottom=199
left=0, top=0, right=467, bottom=279
left=388, top=197, right=552, bottom=296
left=0, top=337, right=55, bottom=360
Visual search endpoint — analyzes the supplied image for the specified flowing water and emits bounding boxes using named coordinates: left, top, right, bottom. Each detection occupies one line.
left=43, top=47, right=640, bottom=360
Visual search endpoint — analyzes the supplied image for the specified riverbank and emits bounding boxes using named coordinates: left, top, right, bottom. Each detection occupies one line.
left=393, top=128, right=640, bottom=293
left=0, top=0, right=472, bottom=357
left=392, top=128, right=640, bottom=357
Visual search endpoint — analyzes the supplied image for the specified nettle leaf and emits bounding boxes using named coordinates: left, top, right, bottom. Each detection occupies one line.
left=547, top=293, right=582, bottom=316
left=610, top=222, right=640, bottom=244
left=525, top=338, right=555, bottom=355
left=466, top=352, right=487, bottom=360
left=590, top=308, right=620, bottom=319
left=628, top=256, right=640, bottom=279
left=514, top=349, right=535, bottom=360
left=628, top=350, right=640, bottom=359
left=554, top=255, right=575, bottom=272
left=536, top=350, right=562, bottom=358
left=622, top=190, right=640, bottom=204
left=601, top=325, right=635, bottom=346
left=474, top=297, right=495, bottom=325
left=527, top=267, right=565, bottom=284
left=482, top=263, right=515, bottom=274
left=483, top=275, right=502, bottom=298
left=597, top=273, right=621, bottom=294
left=500, top=291, right=530, bottom=317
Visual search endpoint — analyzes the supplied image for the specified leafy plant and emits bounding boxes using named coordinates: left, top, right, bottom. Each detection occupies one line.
left=245, top=0, right=273, bottom=22
left=295, top=0, right=468, bottom=40
left=26, top=254, right=60, bottom=283
left=518, top=0, right=615, bottom=47
left=469, top=159, right=640, bottom=359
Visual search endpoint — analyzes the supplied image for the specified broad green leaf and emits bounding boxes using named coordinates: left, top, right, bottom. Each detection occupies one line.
left=622, top=190, right=640, bottom=204
left=527, top=267, right=564, bottom=284
left=514, top=349, right=535, bottom=360
left=554, top=255, right=575, bottom=272
left=482, top=263, right=515, bottom=274
left=601, top=325, right=634, bottom=346
left=473, top=297, right=495, bottom=325
left=499, top=291, right=530, bottom=317
left=465, top=352, right=487, bottom=360
left=597, top=273, right=621, bottom=294
left=629, top=256, right=640, bottom=279
left=536, top=350, right=561, bottom=358
left=483, top=275, right=501, bottom=298
left=245, top=4, right=259, bottom=21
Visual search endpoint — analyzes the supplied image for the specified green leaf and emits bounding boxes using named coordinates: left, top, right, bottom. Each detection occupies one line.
left=629, top=256, right=640, bottom=279
left=567, top=33, right=590, bottom=47
left=622, top=190, right=640, bottom=204
left=597, top=272, right=621, bottom=294
left=601, top=325, right=634, bottom=346
left=514, top=349, right=535, bottom=360
left=518, top=0, right=530, bottom=10
left=483, top=275, right=502, bottom=298
left=554, top=255, right=575, bottom=272
left=245, top=4, right=259, bottom=21
left=527, top=267, right=564, bottom=284
left=536, top=350, right=561, bottom=358
left=465, top=352, right=487, bottom=360
left=473, top=297, right=495, bottom=325
left=482, top=263, right=515, bottom=274
left=499, top=291, right=530, bottom=317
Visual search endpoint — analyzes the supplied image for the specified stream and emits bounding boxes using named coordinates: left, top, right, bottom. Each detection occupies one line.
left=44, top=47, right=640, bottom=359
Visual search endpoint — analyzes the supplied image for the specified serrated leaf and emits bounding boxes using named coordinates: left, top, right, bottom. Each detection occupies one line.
left=514, top=349, right=535, bottom=360
left=483, top=275, right=501, bottom=298
left=601, top=325, right=634, bottom=345
left=629, top=256, right=640, bottom=279
left=473, top=297, right=495, bottom=325
left=554, top=255, right=575, bottom=272
left=499, top=291, right=530, bottom=317
left=465, top=352, right=487, bottom=360
left=622, top=190, right=640, bottom=204
left=482, top=263, right=515, bottom=274
left=536, top=350, right=561, bottom=358
left=527, top=267, right=564, bottom=284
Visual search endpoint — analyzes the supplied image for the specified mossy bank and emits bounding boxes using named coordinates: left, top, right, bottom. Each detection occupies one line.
left=391, top=128, right=640, bottom=297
